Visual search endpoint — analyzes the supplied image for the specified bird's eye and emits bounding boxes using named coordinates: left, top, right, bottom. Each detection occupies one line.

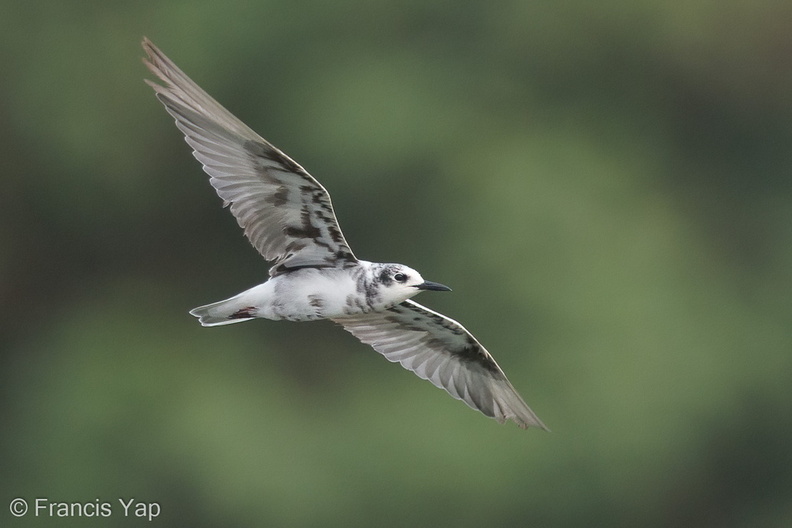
left=394, top=273, right=408, bottom=283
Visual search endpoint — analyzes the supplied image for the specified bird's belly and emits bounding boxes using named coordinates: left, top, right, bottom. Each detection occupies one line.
left=261, top=272, right=368, bottom=321
left=259, top=293, right=362, bottom=321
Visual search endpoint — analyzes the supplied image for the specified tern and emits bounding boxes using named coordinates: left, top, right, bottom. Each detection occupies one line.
left=143, top=38, right=547, bottom=430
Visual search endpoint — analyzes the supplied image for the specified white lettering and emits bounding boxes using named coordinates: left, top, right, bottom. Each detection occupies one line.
left=119, top=498, right=161, bottom=521
left=118, top=497, right=134, bottom=516
left=28, top=497, right=152, bottom=519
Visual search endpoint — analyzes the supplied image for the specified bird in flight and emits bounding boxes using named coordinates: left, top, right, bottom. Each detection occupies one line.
left=142, top=38, right=547, bottom=430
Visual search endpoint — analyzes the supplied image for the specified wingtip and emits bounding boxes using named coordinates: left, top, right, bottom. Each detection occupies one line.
left=141, top=36, right=159, bottom=57
left=141, top=37, right=162, bottom=82
left=141, top=36, right=155, bottom=61
left=534, top=421, right=551, bottom=432
left=514, top=416, right=550, bottom=432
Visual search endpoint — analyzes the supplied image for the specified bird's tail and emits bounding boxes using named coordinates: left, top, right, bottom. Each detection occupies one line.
left=189, top=294, right=257, bottom=327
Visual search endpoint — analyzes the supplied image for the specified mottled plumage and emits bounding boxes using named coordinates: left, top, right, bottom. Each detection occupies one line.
left=143, top=38, right=547, bottom=430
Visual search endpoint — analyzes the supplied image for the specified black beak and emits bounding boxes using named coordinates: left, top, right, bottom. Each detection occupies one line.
left=415, top=280, right=452, bottom=292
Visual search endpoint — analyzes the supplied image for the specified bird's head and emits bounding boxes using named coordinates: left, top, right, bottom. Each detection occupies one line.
left=375, top=263, right=452, bottom=304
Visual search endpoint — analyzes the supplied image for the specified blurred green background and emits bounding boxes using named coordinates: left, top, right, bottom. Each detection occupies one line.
left=2, top=1, right=791, bottom=526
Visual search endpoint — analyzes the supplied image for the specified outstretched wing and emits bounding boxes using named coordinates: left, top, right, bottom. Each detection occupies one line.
left=333, top=300, right=547, bottom=430
left=142, top=38, right=357, bottom=275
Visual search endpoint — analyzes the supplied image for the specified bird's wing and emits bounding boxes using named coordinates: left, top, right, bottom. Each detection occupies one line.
left=142, top=38, right=357, bottom=275
left=332, top=300, right=547, bottom=430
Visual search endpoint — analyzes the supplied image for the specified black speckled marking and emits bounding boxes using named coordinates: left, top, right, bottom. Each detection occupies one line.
left=239, top=139, right=359, bottom=273
left=343, top=293, right=368, bottom=314
left=245, top=139, right=306, bottom=177
left=284, top=223, right=321, bottom=239
left=308, top=295, right=325, bottom=309
left=265, top=185, right=290, bottom=206
left=378, top=270, right=393, bottom=286
left=388, top=303, right=500, bottom=375
left=229, top=306, right=257, bottom=319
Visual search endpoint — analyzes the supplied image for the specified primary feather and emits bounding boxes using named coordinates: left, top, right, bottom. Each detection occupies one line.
left=143, top=37, right=356, bottom=275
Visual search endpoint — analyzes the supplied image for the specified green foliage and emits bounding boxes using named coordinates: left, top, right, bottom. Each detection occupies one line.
left=2, top=1, right=791, bottom=526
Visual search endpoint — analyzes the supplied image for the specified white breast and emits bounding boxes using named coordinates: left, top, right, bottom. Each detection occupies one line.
left=257, top=268, right=362, bottom=321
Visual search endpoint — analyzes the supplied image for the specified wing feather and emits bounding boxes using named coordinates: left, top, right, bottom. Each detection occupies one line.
left=333, top=300, right=548, bottom=430
left=142, top=38, right=356, bottom=274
